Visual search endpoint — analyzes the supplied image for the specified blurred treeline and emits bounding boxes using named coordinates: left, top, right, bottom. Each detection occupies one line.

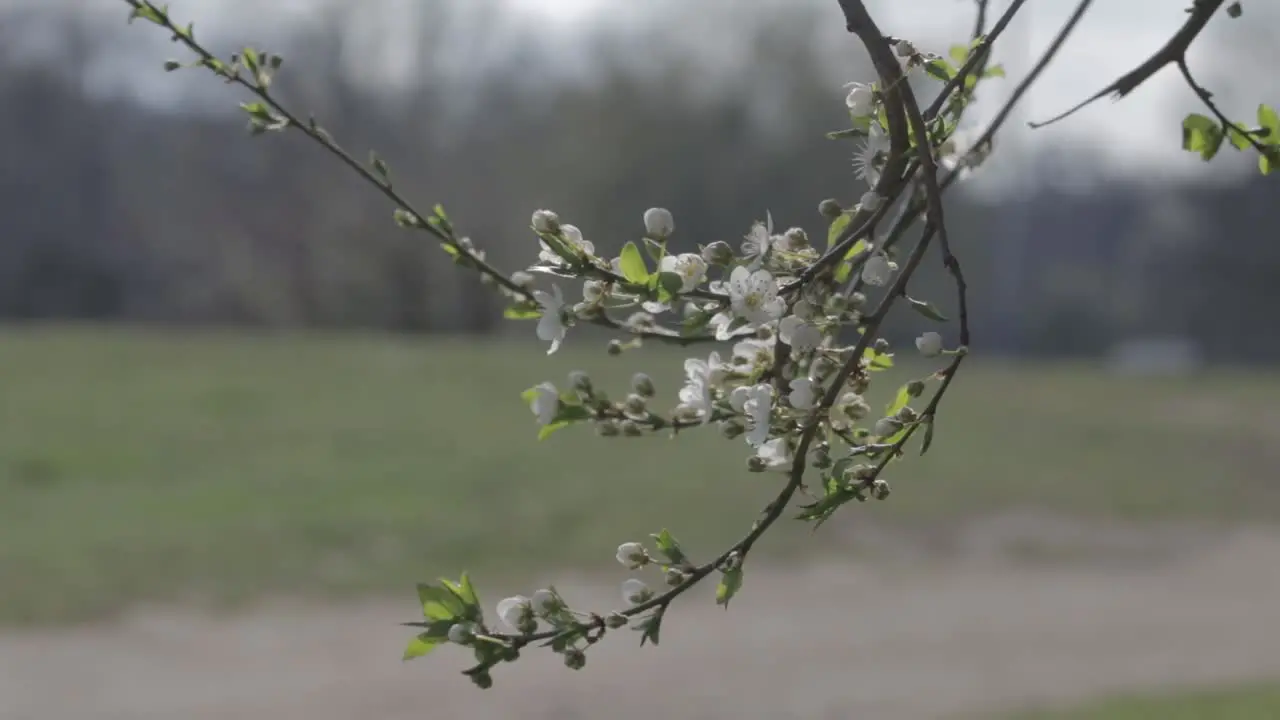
left=1, top=1, right=1276, bottom=361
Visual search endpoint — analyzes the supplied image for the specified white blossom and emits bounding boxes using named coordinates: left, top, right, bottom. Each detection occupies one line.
left=684, top=351, right=728, bottom=387
left=755, top=437, right=792, bottom=470
left=829, top=391, right=871, bottom=431
left=659, top=253, right=707, bottom=292
left=894, top=39, right=916, bottom=57
left=621, top=578, right=653, bottom=606
left=496, top=595, right=532, bottom=631
left=728, top=266, right=785, bottom=325
left=678, top=377, right=713, bottom=423
left=616, top=542, right=648, bottom=569
left=733, top=383, right=774, bottom=447
left=531, top=209, right=559, bottom=234
left=582, top=280, right=605, bottom=302
left=530, top=381, right=560, bottom=425
left=532, top=285, right=567, bottom=354
left=844, top=82, right=874, bottom=117
left=854, top=124, right=890, bottom=188
left=788, top=377, right=817, bottom=410
left=861, top=253, right=895, bottom=287
left=732, top=337, right=775, bottom=370
left=916, top=331, right=944, bottom=357
left=643, top=207, right=675, bottom=238
left=778, top=315, right=822, bottom=352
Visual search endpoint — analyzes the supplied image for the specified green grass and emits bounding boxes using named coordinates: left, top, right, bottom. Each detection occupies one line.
left=1004, top=681, right=1280, bottom=718
left=2, top=325, right=1279, bottom=626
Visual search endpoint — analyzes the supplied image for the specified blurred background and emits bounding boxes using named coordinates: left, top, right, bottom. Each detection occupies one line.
left=2, top=0, right=1279, bottom=718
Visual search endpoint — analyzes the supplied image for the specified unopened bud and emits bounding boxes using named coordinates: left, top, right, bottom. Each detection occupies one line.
left=782, top=227, right=810, bottom=251
left=606, top=611, right=629, bottom=629
left=665, top=567, right=687, bottom=586
left=895, top=39, right=916, bottom=57
left=906, top=380, right=926, bottom=397
left=643, top=207, right=675, bottom=239
left=873, top=417, right=902, bottom=438
left=871, top=478, right=891, bottom=500
left=631, top=372, right=656, bottom=398
left=597, top=420, right=620, bottom=437
left=532, top=209, right=560, bottom=234
left=621, top=420, right=643, bottom=437
left=819, top=198, right=844, bottom=220
left=848, top=292, right=867, bottom=309
left=624, top=393, right=648, bottom=416
left=569, top=370, right=593, bottom=394
left=701, top=241, right=734, bottom=266
left=873, top=338, right=891, bottom=353
left=896, top=406, right=918, bottom=423
left=471, top=671, right=493, bottom=689
left=747, top=456, right=768, bottom=473
left=607, top=339, right=624, bottom=356
left=564, top=648, right=587, bottom=670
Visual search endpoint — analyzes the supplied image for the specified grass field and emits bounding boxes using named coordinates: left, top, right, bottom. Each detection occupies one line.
left=1004, top=681, right=1280, bottom=719
left=2, top=325, right=1279, bottom=626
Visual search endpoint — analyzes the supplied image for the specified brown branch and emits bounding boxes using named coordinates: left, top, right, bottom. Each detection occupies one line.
left=1030, top=0, right=1224, bottom=129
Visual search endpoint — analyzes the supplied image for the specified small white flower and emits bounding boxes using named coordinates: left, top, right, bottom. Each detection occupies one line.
left=684, top=351, right=728, bottom=387
left=643, top=207, right=675, bottom=238
left=728, top=266, right=785, bottom=325
left=532, top=285, right=567, bottom=354
left=531, top=209, right=559, bottom=233
left=740, top=383, right=775, bottom=447
left=895, top=39, right=916, bottom=57
left=616, top=542, right=648, bottom=569
left=678, top=377, right=714, bottom=423
left=733, top=337, right=775, bottom=370
left=916, top=331, right=944, bottom=357
left=788, top=377, right=817, bottom=410
left=778, top=315, right=822, bottom=352
left=621, top=578, right=653, bottom=606
left=755, top=437, right=792, bottom=470
left=496, top=595, right=532, bottom=631
left=740, top=214, right=779, bottom=268
left=854, top=125, right=890, bottom=188
left=582, top=280, right=605, bottom=302
left=531, top=588, right=560, bottom=616
left=859, top=190, right=883, bottom=212
left=447, top=622, right=473, bottom=645
left=659, top=253, right=707, bottom=292
left=861, top=253, right=894, bottom=287
left=844, top=82, right=875, bottom=117
left=530, top=381, right=559, bottom=425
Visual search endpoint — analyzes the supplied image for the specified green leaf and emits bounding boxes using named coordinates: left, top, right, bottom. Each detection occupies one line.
left=619, top=241, right=649, bottom=284
left=1261, top=149, right=1276, bottom=176
left=948, top=44, right=969, bottom=64
left=650, top=529, right=688, bottom=566
left=908, top=297, right=949, bottom=322
left=924, top=59, right=955, bottom=83
left=886, top=384, right=912, bottom=416
left=833, top=239, right=868, bottom=283
left=1181, top=114, right=1224, bottom=161
left=642, top=237, right=667, bottom=264
left=863, top=348, right=894, bottom=371
left=827, top=212, right=852, bottom=250
left=241, top=47, right=260, bottom=71
left=538, top=404, right=592, bottom=441
left=370, top=151, right=390, bottom=182
left=716, top=566, right=744, bottom=608
left=1258, top=104, right=1280, bottom=142
left=402, top=632, right=443, bottom=661
left=656, top=272, right=685, bottom=299
left=635, top=610, right=664, bottom=646
left=127, top=4, right=165, bottom=24
left=441, top=573, right=481, bottom=621
left=1227, top=126, right=1256, bottom=151
left=503, top=304, right=542, bottom=320
left=983, top=64, right=1006, bottom=78
left=1227, top=1, right=1242, bottom=18
left=417, top=583, right=465, bottom=621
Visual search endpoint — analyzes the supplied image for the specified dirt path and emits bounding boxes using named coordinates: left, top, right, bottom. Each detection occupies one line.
left=5, top=522, right=1280, bottom=720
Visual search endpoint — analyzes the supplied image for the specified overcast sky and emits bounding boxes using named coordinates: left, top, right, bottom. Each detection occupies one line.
left=13, top=0, right=1279, bottom=192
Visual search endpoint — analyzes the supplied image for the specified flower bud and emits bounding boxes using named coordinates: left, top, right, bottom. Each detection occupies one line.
left=859, top=190, right=883, bottom=212
left=782, top=227, right=810, bottom=251
left=532, top=209, right=560, bottom=234
left=616, top=542, right=649, bottom=569
left=906, top=379, right=926, bottom=397
left=871, top=478, right=891, bottom=500
left=624, top=393, right=648, bottom=416
left=631, top=372, right=656, bottom=398
left=531, top=588, right=562, bottom=616
left=850, top=374, right=871, bottom=394
left=873, top=417, right=902, bottom=438
left=621, top=578, right=653, bottom=606
left=471, top=671, right=493, bottom=689
left=701, top=241, right=734, bottom=266
left=819, top=198, right=844, bottom=219
left=873, top=338, right=891, bottom=353
left=569, top=370, right=593, bottom=394
left=511, top=271, right=534, bottom=288
left=915, top=332, right=943, bottom=357
left=621, top=420, right=643, bottom=437
left=607, top=339, right=624, bottom=356
left=861, top=253, right=894, bottom=287
left=606, top=611, right=629, bottom=629
left=895, top=39, right=916, bottom=57
left=597, top=420, right=621, bottom=437
left=643, top=207, right=675, bottom=239
left=665, top=567, right=687, bottom=586
left=747, top=456, right=768, bottom=473
left=447, top=622, right=473, bottom=645
left=564, top=648, right=587, bottom=670
left=896, top=406, right=918, bottom=423
left=848, top=292, right=867, bottom=309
